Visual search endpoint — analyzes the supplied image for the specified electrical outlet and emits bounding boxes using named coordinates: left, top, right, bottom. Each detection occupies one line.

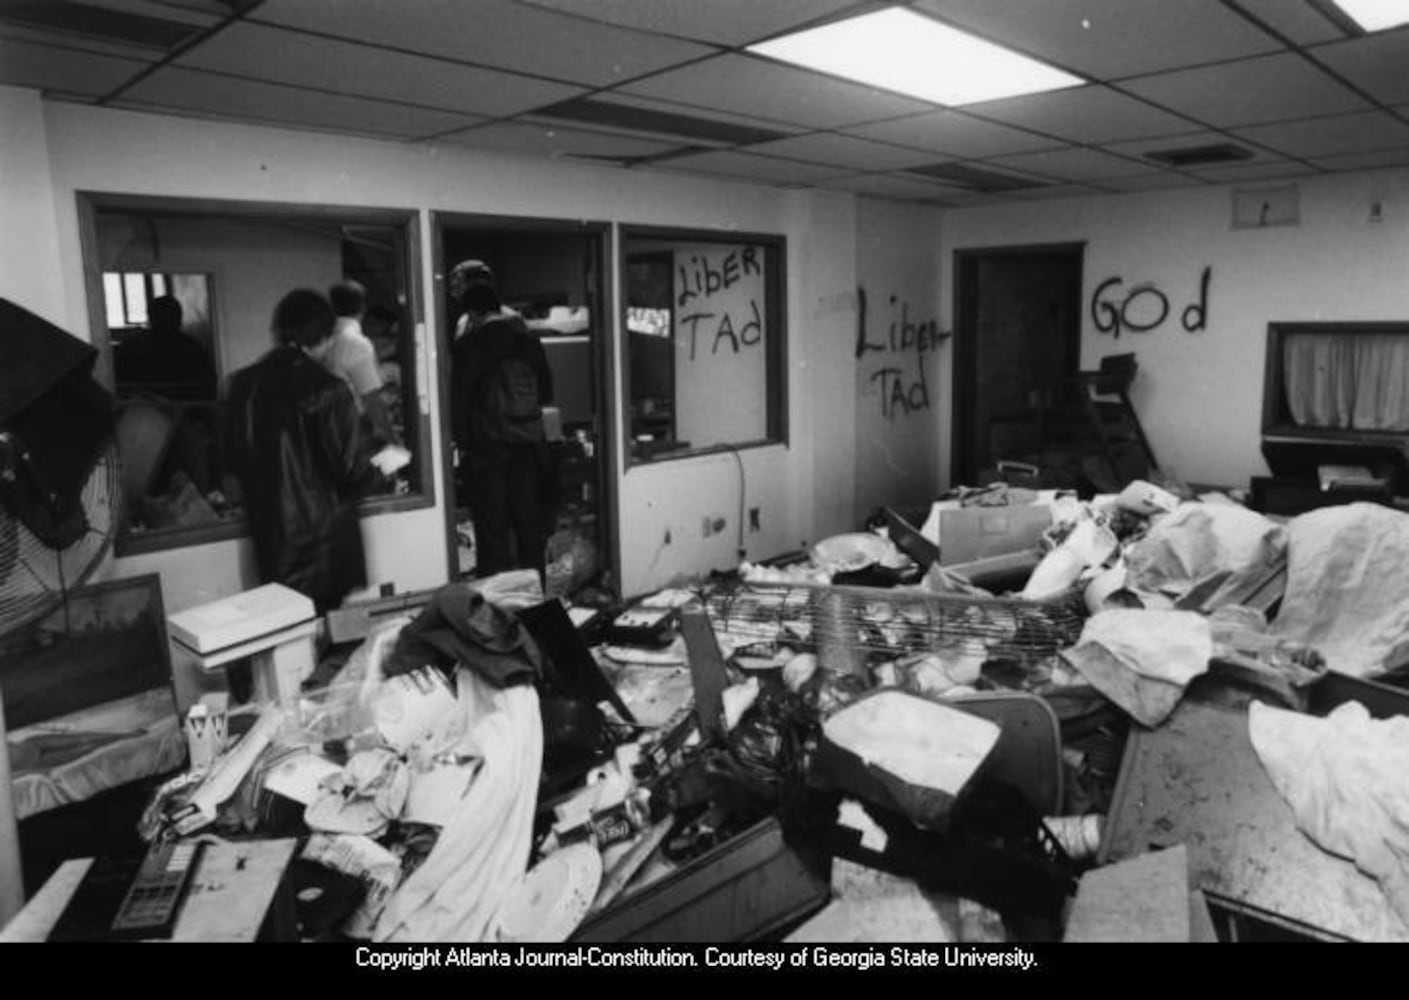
left=701, top=516, right=712, bottom=538
left=749, top=507, right=761, bottom=533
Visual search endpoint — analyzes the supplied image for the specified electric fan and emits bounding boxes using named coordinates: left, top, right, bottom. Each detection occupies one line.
left=0, top=298, right=121, bottom=639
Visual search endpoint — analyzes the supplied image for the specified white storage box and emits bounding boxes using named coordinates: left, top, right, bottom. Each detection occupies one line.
left=168, top=584, right=316, bottom=655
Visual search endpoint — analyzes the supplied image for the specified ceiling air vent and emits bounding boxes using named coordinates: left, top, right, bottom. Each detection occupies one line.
left=1145, top=143, right=1255, bottom=167
left=905, top=162, right=1047, bottom=192
left=531, top=98, right=792, bottom=147
left=0, top=0, right=206, bottom=49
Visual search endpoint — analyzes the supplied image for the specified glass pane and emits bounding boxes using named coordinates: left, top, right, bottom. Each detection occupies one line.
left=102, top=273, right=125, bottom=329
left=123, top=273, right=148, bottom=326
left=624, top=234, right=781, bottom=462
left=94, top=205, right=423, bottom=553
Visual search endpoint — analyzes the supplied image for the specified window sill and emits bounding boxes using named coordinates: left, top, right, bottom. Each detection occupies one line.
left=112, top=491, right=435, bottom=557
left=625, top=438, right=786, bottom=469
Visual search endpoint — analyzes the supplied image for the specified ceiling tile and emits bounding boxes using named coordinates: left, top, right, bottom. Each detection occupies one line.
left=912, top=0, right=1283, bottom=80
left=516, top=0, right=872, bottom=47
left=842, top=110, right=1062, bottom=158
left=1098, top=173, right=1208, bottom=193
left=0, top=36, right=147, bottom=96
left=1233, top=0, right=1350, bottom=45
left=1105, top=127, right=1242, bottom=153
left=177, top=21, right=585, bottom=116
left=435, top=121, right=682, bottom=160
left=1231, top=110, right=1409, bottom=158
left=817, top=172, right=972, bottom=201
left=951, top=192, right=1027, bottom=207
left=252, top=0, right=718, bottom=87
left=118, top=66, right=485, bottom=138
left=650, top=149, right=853, bottom=186
left=742, top=132, right=944, bottom=171
left=528, top=93, right=802, bottom=148
left=1188, top=159, right=1324, bottom=183
left=966, top=84, right=1202, bottom=144
left=0, top=0, right=210, bottom=50
left=1311, top=30, right=1409, bottom=108
left=1308, top=147, right=1409, bottom=172
left=566, top=92, right=806, bottom=138
left=0, top=21, right=167, bottom=60
left=1120, top=52, right=1370, bottom=127
left=620, top=53, right=936, bottom=130
left=87, top=1, right=224, bottom=27
left=985, top=146, right=1157, bottom=182
left=1007, top=183, right=1110, bottom=201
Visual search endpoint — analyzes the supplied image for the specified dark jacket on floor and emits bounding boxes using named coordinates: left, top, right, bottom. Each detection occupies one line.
left=382, top=582, right=543, bottom=688
left=226, top=345, right=381, bottom=612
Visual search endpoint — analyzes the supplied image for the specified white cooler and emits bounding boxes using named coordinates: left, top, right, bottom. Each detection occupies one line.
left=166, top=584, right=318, bottom=715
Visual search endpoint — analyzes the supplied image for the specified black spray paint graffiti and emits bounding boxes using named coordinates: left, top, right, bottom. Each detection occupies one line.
left=678, top=247, right=764, bottom=360
left=1091, top=266, right=1211, bottom=339
left=855, top=286, right=950, bottom=420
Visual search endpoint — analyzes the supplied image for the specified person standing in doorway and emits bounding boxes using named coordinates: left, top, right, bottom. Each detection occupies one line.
left=226, top=288, right=384, bottom=613
left=450, top=273, right=554, bottom=582
left=326, top=279, right=400, bottom=450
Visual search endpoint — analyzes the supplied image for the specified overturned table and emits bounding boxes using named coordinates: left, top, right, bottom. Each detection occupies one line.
left=1099, top=678, right=1409, bottom=942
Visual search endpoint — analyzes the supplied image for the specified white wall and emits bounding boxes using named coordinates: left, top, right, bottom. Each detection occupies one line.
left=791, top=188, right=860, bottom=547
left=941, top=170, right=1409, bottom=490
left=11, top=97, right=867, bottom=607
left=855, top=197, right=947, bottom=518
left=0, top=88, right=65, bottom=326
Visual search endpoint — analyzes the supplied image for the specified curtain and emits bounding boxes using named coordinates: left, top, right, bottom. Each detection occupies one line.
left=1283, top=332, right=1409, bottom=431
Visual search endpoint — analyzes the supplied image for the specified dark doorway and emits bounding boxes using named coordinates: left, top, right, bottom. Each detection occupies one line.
left=434, top=215, right=615, bottom=601
left=952, top=244, right=1084, bottom=486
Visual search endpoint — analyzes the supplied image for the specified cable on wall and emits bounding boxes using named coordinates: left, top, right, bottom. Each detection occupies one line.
left=728, top=446, right=746, bottom=562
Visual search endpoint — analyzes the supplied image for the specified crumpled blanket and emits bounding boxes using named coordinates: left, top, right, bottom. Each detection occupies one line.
left=1060, top=609, right=1212, bottom=727
left=1249, top=699, right=1409, bottom=934
left=1270, top=503, right=1409, bottom=678
left=1123, top=501, right=1284, bottom=600
left=375, top=667, right=543, bottom=943
left=382, top=581, right=543, bottom=687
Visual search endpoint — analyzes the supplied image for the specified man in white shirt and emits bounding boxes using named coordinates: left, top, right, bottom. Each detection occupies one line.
left=327, top=279, right=399, bottom=449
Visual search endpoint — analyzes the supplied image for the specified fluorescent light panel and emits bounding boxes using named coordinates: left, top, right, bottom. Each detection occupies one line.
left=747, top=6, right=1083, bottom=107
left=1330, top=0, right=1409, bottom=31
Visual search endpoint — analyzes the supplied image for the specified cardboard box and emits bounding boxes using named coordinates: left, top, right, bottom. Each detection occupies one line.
left=939, top=505, right=1053, bottom=565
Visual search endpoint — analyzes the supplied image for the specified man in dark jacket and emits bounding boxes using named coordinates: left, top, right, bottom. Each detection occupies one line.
left=450, top=279, right=554, bottom=581
left=226, top=289, right=383, bottom=612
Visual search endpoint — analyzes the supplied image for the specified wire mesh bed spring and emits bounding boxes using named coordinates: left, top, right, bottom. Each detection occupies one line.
left=705, top=580, right=1088, bottom=669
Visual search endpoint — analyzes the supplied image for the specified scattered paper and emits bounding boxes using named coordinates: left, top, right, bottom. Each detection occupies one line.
left=264, top=751, right=343, bottom=805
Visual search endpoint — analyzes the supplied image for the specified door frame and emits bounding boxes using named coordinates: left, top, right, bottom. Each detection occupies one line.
left=430, top=211, right=617, bottom=594
left=951, top=241, right=1085, bottom=485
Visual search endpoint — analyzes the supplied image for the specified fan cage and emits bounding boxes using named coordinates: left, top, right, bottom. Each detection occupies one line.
left=704, top=580, right=1087, bottom=672
left=0, top=438, right=121, bottom=638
